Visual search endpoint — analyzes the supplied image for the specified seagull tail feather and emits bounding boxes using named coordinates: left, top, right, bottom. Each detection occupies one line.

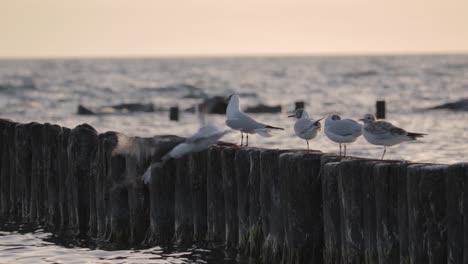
left=407, top=132, right=427, bottom=140
left=265, top=125, right=284, bottom=130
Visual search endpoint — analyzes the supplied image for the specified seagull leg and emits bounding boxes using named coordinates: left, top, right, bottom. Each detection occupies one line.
left=339, top=144, right=342, bottom=156
left=344, top=144, right=347, bottom=157
left=246, top=134, right=249, bottom=147
left=306, top=140, right=310, bottom=152
left=241, top=132, right=243, bottom=146
left=381, top=146, right=387, bottom=160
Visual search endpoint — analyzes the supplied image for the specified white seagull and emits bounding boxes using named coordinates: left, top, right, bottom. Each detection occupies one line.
left=288, top=109, right=323, bottom=152
left=225, top=94, right=284, bottom=146
left=359, top=113, right=426, bottom=160
left=142, top=124, right=230, bottom=184
left=324, top=113, right=362, bottom=156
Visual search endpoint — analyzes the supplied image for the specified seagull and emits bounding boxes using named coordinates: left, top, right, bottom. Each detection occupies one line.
left=359, top=113, right=427, bottom=160
left=225, top=94, right=284, bottom=146
left=324, top=114, right=362, bottom=156
left=142, top=124, right=230, bottom=184
left=288, top=109, right=323, bottom=152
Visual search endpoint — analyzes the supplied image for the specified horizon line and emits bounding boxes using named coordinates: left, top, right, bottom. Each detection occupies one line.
left=1, top=50, right=468, bottom=60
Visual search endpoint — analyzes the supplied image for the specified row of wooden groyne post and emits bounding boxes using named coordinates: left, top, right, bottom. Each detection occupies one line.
left=0, top=118, right=467, bottom=264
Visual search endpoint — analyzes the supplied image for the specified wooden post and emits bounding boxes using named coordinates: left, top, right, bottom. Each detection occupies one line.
left=376, top=101, right=386, bottom=119
left=446, top=163, right=468, bottom=264
left=170, top=106, right=179, bottom=121
left=374, top=163, right=406, bottom=264
left=322, top=162, right=343, bottom=264
left=295, top=101, right=305, bottom=111
left=174, top=156, right=193, bottom=245
left=281, top=152, right=323, bottom=263
left=206, top=146, right=225, bottom=243
left=260, top=149, right=288, bottom=263
left=407, top=164, right=448, bottom=263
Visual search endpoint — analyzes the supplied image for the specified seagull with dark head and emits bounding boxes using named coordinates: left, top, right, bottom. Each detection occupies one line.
left=225, top=93, right=284, bottom=146
left=288, top=109, right=323, bottom=152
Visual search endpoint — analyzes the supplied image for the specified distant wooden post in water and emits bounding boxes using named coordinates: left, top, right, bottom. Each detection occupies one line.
left=295, top=101, right=305, bottom=110
left=376, top=101, right=386, bottom=119
left=170, top=106, right=179, bottom=121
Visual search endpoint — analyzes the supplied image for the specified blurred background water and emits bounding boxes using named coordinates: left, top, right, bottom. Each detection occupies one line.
left=0, top=54, right=467, bottom=263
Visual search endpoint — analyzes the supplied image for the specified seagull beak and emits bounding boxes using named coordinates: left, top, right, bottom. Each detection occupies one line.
left=359, top=118, right=365, bottom=121
left=288, top=114, right=295, bottom=118
left=316, top=117, right=325, bottom=122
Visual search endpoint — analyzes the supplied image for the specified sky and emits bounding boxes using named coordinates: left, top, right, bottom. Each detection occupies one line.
left=1, top=0, right=468, bottom=58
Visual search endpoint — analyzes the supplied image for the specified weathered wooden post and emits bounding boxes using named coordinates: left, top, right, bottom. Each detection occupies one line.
left=206, top=146, right=225, bottom=243
left=222, top=147, right=239, bottom=250
left=14, top=123, right=33, bottom=220
left=58, top=127, right=71, bottom=230
left=44, top=123, right=63, bottom=228
left=189, top=151, right=208, bottom=242
left=337, top=159, right=379, bottom=264
left=94, top=132, right=118, bottom=241
left=30, top=123, right=45, bottom=222
left=295, top=101, right=305, bottom=111
left=235, top=148, right=251, bottom=256
left=376, top=101, right=386, bottom=119
left=281, top=151, right=323, bottom=264
left=321, top=158, right=343, bottom=264
left=170, top=106, right=179, bottom=121
left=145, top=136, right=184, bottom=246
left=174, top=156, right=193, bottom=245
left=0, top=119, right=16, bottom=218
left=260, top=149, right=288, bottom=263
left=146, top=161, right=176, bottom=245
left=67, top=124, right=98, bottom=235
left=446, top=163, right=467, bottom=264
left=247, top=149, right=263, bottom=262
left=373, top=162, right=407, bottom=264
left=407, top=164, right=447, bottom=263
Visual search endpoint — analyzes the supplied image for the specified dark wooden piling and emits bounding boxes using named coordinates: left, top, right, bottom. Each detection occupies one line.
left=94, top=132, right=118, bottom=241
left=247, top=149, right=263, bottom=262
left=376, top=101, right=386, bottom=119
left=322, top=161, right=343, bottom=264
left=170, top=106, right=179, bottom=121
left=146, top=161, right=176, bottom=245
left=124, top=150, right=148, bottom=245
left=67, top=124, right=98, bottom=235
left=407, top=164, right=448, bottom=264
left=260, top=149, right=287, bottom=263
left=446, top=163, right=468, bottom=264
left=373, top=163, right=407, bottom=264
left=337, top=160, right=367, bottom=264
left=174, top=156, right=193, bottom=245
left=58, top=127, right=71, bottom=230
left=0, top=119, right=17, bottom=218
left=206, top=146, right=225, bottom=243
left=44, top=124, right=62, bottom=228
left=235, top=148, right=251, bottom=256
left=13, top=123, right=33, bottom=220
left=222, top=147, right=239, bottom=250
left=144, top=135, right=185, bottom=245
left=281, top=152, right=323, bottom=264
left=30, top=123, right=45, bottom=223
left=295, top=101, right=305, bottom=110
left=189, top=151, right=208, bottom=242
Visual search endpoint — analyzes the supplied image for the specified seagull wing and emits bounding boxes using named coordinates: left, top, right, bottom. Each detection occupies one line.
left=329, top=119, right=362, bottom=136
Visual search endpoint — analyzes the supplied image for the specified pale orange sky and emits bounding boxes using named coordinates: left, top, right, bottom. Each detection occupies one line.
left=1, top=0, right=468, bottom=58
